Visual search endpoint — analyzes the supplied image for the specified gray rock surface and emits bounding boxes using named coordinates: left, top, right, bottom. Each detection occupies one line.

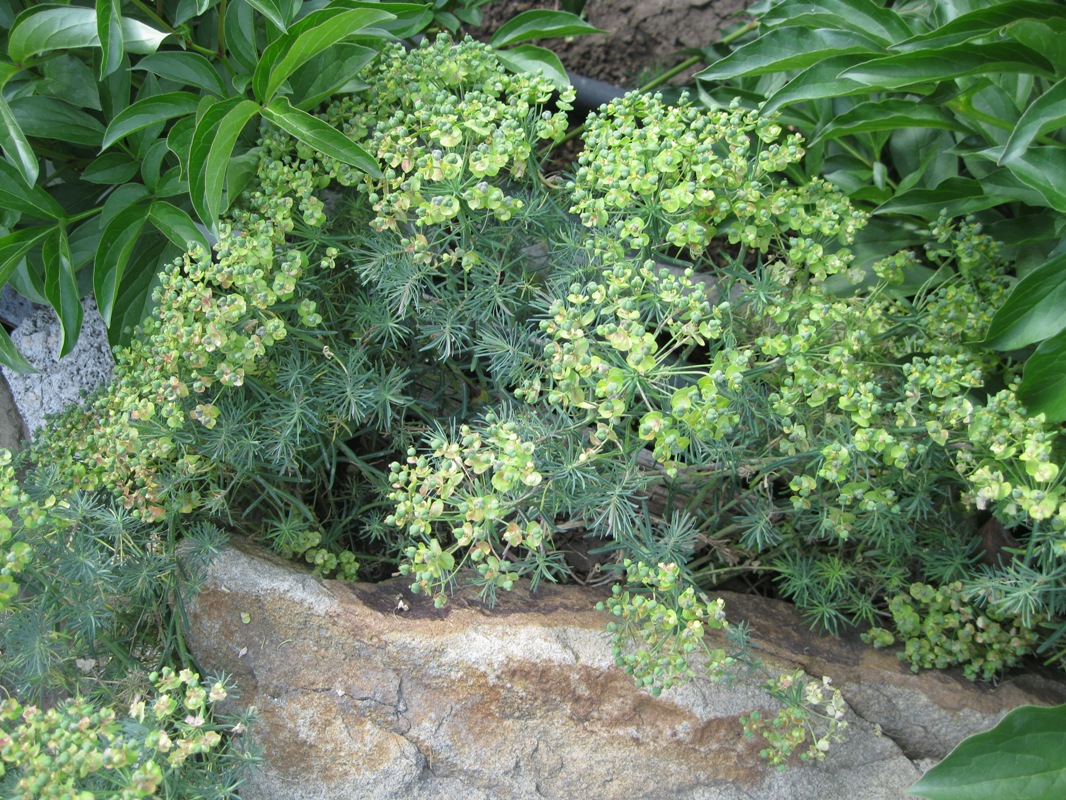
left=183, top=540, right=1066, bottom=800
left=0, top=292, right=114, bottom=437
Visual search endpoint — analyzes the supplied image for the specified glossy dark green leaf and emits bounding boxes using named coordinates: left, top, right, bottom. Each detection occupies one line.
left=102, top=91, right=200, bottom=150
left=0, top=160, right=65, bottom=220
left=697, top=28, right=883, bottom=81
left=1008, top=18, right=1066, bottom=74
left=99, top=51, right=131, bottom=119
left=99, top=182, right=150, bottom=230
left=489, top=10, right=605, bottom=47
left=0, top=324, right=35, bottom=373
left=813, top=99, right=969, bottom=143
left=908, top=704, right=1066, bottom=798
left=873, top=177, right=1005, bottom=218
left=81, top=151, right=139, bottom=184
left=0, top=227, right=53, bottom=288
left=894, top=0, right=1066, bottom=51
left=985, top=253, right=1066, bottom=350
left=331, top=2, right=432, bottom=38
left=1001, top=78, right=1066, bottom=164
left=134, top=52, right=228, bottom=97
left=841, top=42, right=1053, bottom=90
left=40, top=53, right=101, bottom=110
left=97, top=0, right=123, bottom=78
left=139, top=139, right=170, bottom=192
left=225, top=145, right=262, bottom=205
left=289, top=43, right=376, bottom=110
left=175, top=0, right=218, bottom=26
left=252, top=7, right=393, bottom=102
left=260, top=97, right=380, bottom=175
left=148, top=200, right=210, bottom=253
left=67, top=217, right=103, bottom=272
left=93, top=202, right=149, bottom=327
left=42, top=225, right=83, bottom=358
left=761, top=0, right=911, bottom=43
left=494, top=45, right=569, bottom=90
left=9, top=96, right=104, bottom=147
left=225, top=0, right=260, bottom=73
left=165, top=113, right=197, bottom=179
left=107, top=237, right=170, bottom=348
left=188, top=98, right=260, bottom=231
left=0, top=95, right=38, bottom=186
left=246, top=0, right=290, bottom=31
left=1019, top=334, right=1066, bottom=423
left=7, top=6, right=168, bottom=62
left=987, top=146, right=1066, bottom=213
left=761, top=54, right=872, bottom=114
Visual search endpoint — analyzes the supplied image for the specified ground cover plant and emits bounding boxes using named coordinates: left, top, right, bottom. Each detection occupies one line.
left=3, top=1, right=1066, bottom=791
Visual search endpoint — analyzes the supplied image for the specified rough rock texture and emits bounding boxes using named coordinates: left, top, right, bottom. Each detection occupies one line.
left=183, top=540, right=1064, bottom=800
left=0, top=295, right=114, bottom=436
left=475, top=0, right=751, bottom=88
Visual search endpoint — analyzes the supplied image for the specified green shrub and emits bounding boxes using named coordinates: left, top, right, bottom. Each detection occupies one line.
left=6, top=28, right=1066, bottom=778
left=863, top=581, right=1038, bottom=681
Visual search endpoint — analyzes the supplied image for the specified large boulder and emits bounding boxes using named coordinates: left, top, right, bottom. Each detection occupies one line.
left=183, top=540, right=1065, bottom=800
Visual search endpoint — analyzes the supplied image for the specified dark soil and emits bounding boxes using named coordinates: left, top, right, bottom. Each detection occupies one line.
left=472, top=0, right=752, bottom=88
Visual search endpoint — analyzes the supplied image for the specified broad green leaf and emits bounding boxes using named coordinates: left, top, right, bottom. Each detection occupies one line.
left=890, top=128, right=958, bottom=192
left=134, top=52, right=228, bottom=97
left=0, top=95, right=37, bottom=186
left=489, top=10, right=605, bottom=48
left=894, top=0, right=1066, bottom=51
left=40, top=53, right=101, bottom=110
left=761, top=54, right=872, bottom=114
left=0, top=227, right=53, bottom=287
left=909, top=704, right=1066, bottom=799
left=331, top=2, right=433, bottom=38
left=246, top=0, right=290, bottom=31
left=102, top=91, right=200, bottom=150
left=1001, top=78, right=1066, bottom=164
left=761, top=0, right=912, bottom=44
left=1020, top=334, right=1066, bottom=423
left=0, top=160, right=65, bottom=220
left=841, top=43, right=1053, bottom=90
left=188, top=98, right=260, bottom=231
left=697, top=28, right=884, bottom=81
left=1008, top=18, right=1066, bottom=74
left=107, top=237, right=170, bottom=348
left=93, top=202, right=149, bottom=327
left=9, top=96, right=104, bottom=146
left=0, top=325, right=35, bottom=373
left=99, top=182, right=150, bottom=230
left=81, top=151, right=139, bottom=184
left=289, top=43, right=377, bottom=110
left=985, top=146, right=1066, bottom=213
left=226, top=145, right=262, bottom=204
left=148, top=201, right=210, bottom=253
left=67, top=217, right=103, bottom=272
left=260, top=97, right=380, bottom=175
left=42, top=225, right=82, bottom=358
left=175, top=0, right=218, bottom=26
left=99, top=52, right=131, bottom=119
left=7, top=6, right=168, bottom=63
left=140, top=139, right=171, bottom=191
left=225, top=0, right=261, bottom=73
left=166, top=114, right=197, bottom=179
left=985, top=253, right=1066, bottom=350
left=874, top=177, right=1006, bottom=218
left=494, top=45, right=569, bottom=90
left=97, top=0, right=123, bottom=78
left=813, top=99, right=969, bottom=143
left=252, top=7, right=393, bottom=102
